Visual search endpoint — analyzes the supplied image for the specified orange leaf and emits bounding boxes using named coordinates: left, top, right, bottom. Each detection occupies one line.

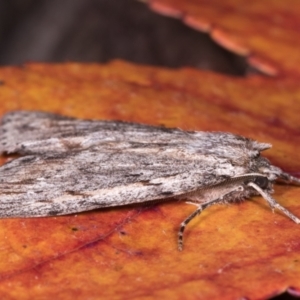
left=0, top=61, right=299, bottom=299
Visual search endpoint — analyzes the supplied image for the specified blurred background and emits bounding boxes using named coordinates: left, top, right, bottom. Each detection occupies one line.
left=0, top=0, right=248, bottom=75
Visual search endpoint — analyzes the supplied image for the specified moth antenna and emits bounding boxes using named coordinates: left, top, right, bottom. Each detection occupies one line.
left=248, top=182, right=300, bottom=224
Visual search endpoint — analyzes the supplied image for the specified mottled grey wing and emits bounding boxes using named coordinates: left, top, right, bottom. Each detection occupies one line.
left=0, top=110, right=268, bottom=155
left=0, top=147, right=223, bottom=217
left=0, top=110, right=200, bottom=155
left=0, top=111, right=262, bottom=217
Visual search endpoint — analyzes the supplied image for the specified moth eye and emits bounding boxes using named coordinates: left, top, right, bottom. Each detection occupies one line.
left=254, top=176, right=269, bottom=189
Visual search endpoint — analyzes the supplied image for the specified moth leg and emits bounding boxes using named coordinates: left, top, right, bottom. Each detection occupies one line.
left=248, top=182, right=300, bottom=224
left=178, top=200, right=218, bottom=251
left=178, top=185, right=245, bottom=251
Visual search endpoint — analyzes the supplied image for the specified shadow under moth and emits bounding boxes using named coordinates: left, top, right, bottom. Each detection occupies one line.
left=0, top=110, right=299, bottom=250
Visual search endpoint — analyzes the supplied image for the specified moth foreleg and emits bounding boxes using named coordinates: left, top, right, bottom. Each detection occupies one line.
left=248, top=182, right=300, bottom=224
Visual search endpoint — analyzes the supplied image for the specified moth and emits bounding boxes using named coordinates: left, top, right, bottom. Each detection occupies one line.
left=0, top=110, right=299, bottom=250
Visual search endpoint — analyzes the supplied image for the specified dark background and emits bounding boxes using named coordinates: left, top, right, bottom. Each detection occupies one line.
left=0, top=0, right=248, bottom=75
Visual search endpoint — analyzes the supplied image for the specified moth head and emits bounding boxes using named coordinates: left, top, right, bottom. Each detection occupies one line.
left=259, top=164, right=282, bottom=182
left=251, top=176, right=270, bottom=190
left=258, top=160, right=300, bottom=186
left=251, top=140, right=300, bottom=185
left=243, top=175, right=273, bottom=196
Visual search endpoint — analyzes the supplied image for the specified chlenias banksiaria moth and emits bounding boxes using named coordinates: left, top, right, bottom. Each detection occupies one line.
left=0, top=110, right=299, bottom=250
